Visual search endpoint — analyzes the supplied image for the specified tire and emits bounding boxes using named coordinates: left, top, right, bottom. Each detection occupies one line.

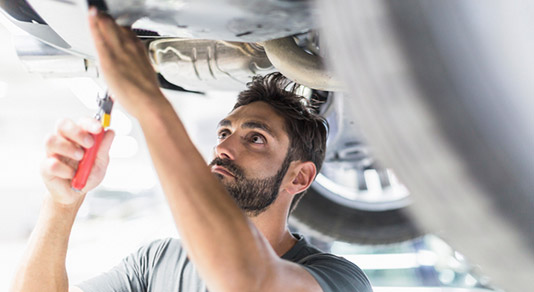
left=290, top=91, right=421, bottom=244
left=317, top=0, right=534, bottom=291
left=290, top=185, right=421, bottom=244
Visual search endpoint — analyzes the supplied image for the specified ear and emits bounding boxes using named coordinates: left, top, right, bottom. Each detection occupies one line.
left=285, top=161, right=316, bottom=195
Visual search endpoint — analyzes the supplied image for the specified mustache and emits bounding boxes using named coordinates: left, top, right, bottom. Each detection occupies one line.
left=209, top=157, right=244, bottom=179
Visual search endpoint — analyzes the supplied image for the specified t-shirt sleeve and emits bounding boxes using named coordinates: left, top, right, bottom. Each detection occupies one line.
left=75, top=239, right=169, bottom=292
left=300, top=253, right=373, bottom=292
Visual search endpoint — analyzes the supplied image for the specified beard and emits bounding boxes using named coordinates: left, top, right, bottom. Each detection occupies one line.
left=209, top=155, right=291, bottom=217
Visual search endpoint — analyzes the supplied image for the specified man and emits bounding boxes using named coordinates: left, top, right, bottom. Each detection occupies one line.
left=11, top=8, right=372, bottom=292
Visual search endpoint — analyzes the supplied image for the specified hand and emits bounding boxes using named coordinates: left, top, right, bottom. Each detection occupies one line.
left=41, top=118, right=115, bottom=206
left=88, top=7, right=165, bottom=117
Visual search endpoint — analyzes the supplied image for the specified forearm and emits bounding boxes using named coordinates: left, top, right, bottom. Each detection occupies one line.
left=138, top=97, right=274, bottom=290
left=87, top=10, right=274, bottom=288
left=11, top=196, right=83, bottom=292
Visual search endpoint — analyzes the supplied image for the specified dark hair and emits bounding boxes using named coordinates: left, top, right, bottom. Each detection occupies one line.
left=233, top=72, right=328, bottom=213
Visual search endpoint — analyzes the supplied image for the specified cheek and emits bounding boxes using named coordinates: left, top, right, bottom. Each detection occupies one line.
left=245, top=155, right=284, bottom=178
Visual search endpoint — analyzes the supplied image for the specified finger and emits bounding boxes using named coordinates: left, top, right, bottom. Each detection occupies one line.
left=98, top=129, right=116, bottom=157
left=93, top=9, right=124, bottom=49
left=88, top=7, right=110, bottom=58
left=120, top=25, right=134, bottom=37
left=77, top=116, right=104, bottom=134
left=56, top=118, right=96, bottom=149
left=45, top=134, right=85, bottom=161
left=57, top=154, right=79, bottom=170
left=88, top=7, right=120, bottom=67
left=117, top=27, right=145, bottom=60
left=117, top=24, right=144, bottom=47
left=93, top=130, right=115, bottom=173
left=41, top=157, right=76, bottom=180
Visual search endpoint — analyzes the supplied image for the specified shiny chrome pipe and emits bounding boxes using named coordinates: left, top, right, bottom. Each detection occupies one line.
left=148, top=38, right=275, bottom=91
left=263, top=37, right=343, bottom=91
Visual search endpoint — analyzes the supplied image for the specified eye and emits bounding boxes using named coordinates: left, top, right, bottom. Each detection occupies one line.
left=218, top=129, right=230, bottom=140
left=249, top=133, right=266, bottom=144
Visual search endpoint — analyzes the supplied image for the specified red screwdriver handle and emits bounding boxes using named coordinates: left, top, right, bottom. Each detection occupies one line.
left=71, top=130, right=106, bottom=191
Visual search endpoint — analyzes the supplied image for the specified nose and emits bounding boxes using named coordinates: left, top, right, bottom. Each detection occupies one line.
left=214, top=133, right=238, bottom=160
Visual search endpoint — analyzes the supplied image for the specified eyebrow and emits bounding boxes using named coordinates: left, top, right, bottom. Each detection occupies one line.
left=217, top=119, right=277, bottom=139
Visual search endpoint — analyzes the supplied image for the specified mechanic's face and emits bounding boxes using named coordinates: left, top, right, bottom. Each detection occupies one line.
left=209, top=101, right=292, bottom=216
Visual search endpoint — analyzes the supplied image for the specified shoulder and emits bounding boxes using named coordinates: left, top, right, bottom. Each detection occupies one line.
left=104, top=237, right=186, bottom=273
left=131, top=237, right=185, bottom=267
left=286, top=234, right=372, bottom=291
left=139, top=237, right=183, bottom=254
left=300, top=253, right=373, bottom=292
left=75, top=238, right=188, bottom=292
left=285, top=234, right=372, bottom=292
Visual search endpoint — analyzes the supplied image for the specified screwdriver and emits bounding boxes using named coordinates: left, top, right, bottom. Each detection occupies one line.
left=71, top=92, right=114, bottom=191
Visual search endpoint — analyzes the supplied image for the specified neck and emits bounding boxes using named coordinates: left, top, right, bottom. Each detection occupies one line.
left=248, top=207, right=297, bottom=257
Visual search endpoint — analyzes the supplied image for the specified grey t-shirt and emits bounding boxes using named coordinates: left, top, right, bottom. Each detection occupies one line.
left=77, top=234, right=372, bottom=292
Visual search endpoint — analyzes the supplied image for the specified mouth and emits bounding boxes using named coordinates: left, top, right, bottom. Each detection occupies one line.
left=211, top=166, right=235, bottom=178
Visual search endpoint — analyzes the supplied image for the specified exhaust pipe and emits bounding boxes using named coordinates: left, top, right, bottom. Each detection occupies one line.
left=148, top=38, right=275, bottom=91
left=262, top=37, right=343, bottom=91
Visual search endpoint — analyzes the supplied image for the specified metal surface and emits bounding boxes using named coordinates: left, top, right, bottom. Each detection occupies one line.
left=0, top=4, right=70, bottom=50
left=315, top=93, right=411, bottom=211
left=263, top=37, right=343, bottom=91
left=26, top=0, right=96, bottom=57
left=106, top=0, right=317, bottom=42
left=2, top=0, right=318, bottom=58
left=2, top=0, right=335, bottom=92
left=313, top=168, right=410, bottom=211
left=148, top=38, right=274, bottom=91
left=13, top=36, right=97, bottom=78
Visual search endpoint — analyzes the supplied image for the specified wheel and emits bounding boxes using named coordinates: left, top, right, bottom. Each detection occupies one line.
left=291, top=184, right=420, bottom=244
left=317, top=0, right=534, bottom=290
left=290, top=92, right=421, bottom=244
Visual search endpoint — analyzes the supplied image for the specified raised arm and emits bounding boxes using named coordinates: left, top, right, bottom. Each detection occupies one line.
left=11, top=118, right=114, bottom=292
left=87, top=8, right=322, bottom=292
